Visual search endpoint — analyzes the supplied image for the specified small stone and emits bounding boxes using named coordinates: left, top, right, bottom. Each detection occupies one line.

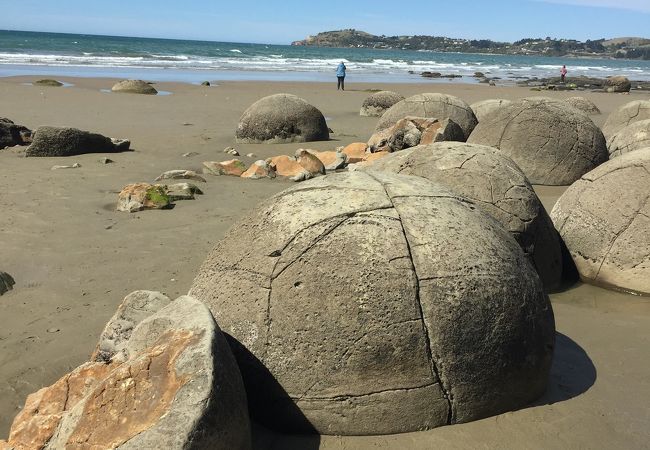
left=51, top=163, right=81, bottom=170
left=201, top=81, right=211, bottom=86
left=246, top=153, right=257, bottom=158
left=154, top=170, right=206, bottom=183
left=223, top=147, right=239, bottom=156
left=98, top=157, right=113, bottom=164
left=181, top=152, right=199, bottom=157
left=34, top=79, right=63, bottom=87
left=46, top=328, right=60, bottom=333
left=0, top=271, right=15, bottom=295
left=164, top=182, right=203, bottom=201
left=116, top=183, right=170, bottom=213
left=203, top=159, right=247, bottom=176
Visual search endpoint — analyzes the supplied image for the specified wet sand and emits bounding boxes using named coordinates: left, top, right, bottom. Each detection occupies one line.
left=1, top=75, right=649, bottom=448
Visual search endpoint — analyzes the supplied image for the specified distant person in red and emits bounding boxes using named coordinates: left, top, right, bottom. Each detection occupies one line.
left=560, top=65, right=568, bottom=83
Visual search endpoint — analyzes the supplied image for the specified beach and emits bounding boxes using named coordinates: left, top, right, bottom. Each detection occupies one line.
left=1, top=75, right=649, bottom=449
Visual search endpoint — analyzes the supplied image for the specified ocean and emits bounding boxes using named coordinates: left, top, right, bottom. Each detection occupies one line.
left=2, top=30, right=650, bottom=84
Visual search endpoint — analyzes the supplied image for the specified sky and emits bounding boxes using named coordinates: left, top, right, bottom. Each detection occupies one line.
left=0, top=0, right=648, bottom=44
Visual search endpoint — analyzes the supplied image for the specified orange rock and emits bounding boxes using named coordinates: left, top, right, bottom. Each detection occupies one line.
left=6, top=361, right=115, bottom=449
left=310, top=150, right=348, bottom=170
left=203, top=159, right=247, bottom=176
left=267, top=155, right=311, bottom=181
left=116, top=183, right=170, bottom=213
left=419, top=121, right=444, bottom=144
left=295, top=149, right=325, bottom=175
left=366, top=129, right=392, bottom=153
left=241, top=160, right=276, bottom=179
left=342, top=142, right=369, bottom=163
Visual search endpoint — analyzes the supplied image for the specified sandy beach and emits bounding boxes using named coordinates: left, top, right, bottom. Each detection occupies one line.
left=1, top=75, right=649, bottom=449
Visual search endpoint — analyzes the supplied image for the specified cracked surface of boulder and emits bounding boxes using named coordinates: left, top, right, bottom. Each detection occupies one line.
left=467, top=98, right=608, bottom=185
left=363, top=142, right=562, bottom=291
left=376, top=93, right=478, bottom=140
left=360, top=91, right=405, bottom=116
left=1, top=295, right=251, bottom=449
left=607, top=119, right=650, bottom=159
left=236, top=94, right=329, bottom=144
left=565, top=97, right=600, bottom=115
left=26, top=126, right=129, bottom=157
left=189, top=171, right=555, bottom=436
left=0, top=118, right=32, bottom=148
left=470, top=99, right=512, bottom=122
left=551, top=148, right=650, bottom=295
left=111, top=79, right=158, bottom=95
left=602, top=100, right=650, bottom=142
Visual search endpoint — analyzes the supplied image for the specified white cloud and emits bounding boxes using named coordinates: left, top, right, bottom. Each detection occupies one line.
left=535, top=0, right=650, bottom=12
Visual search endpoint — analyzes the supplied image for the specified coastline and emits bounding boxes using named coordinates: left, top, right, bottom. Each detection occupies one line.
left=1, top=75, right=650, bottom=448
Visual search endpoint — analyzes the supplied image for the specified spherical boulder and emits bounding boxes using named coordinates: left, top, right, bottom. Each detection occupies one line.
left=236, top=94, right=329, bottom=144
left=470, top=99, right=512, bottom=122
left=111, top=79, right=158, bottom=95
left=551, top=148, right=650, bottom=294
left=564, top=97, right=600, bottom=115
left=376, top=93, right=478, bottom=140
left=601, top=100, right=650, bottom=142
left=607, top=119, right=650, bottom=159
left=363, top=142, right=562, bottom=290
left=360, top=90, right=405, bottom=116
left=467, top=98, right=608, bottom=185
left=189, top=171, right=555, bottom=436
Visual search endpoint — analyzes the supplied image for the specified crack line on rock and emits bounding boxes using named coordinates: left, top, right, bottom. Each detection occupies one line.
left=293, top=381, right=441, bottom=402
left=363, top=171, right=453, bottom=425
left=595, top=193, right=650, bottom=279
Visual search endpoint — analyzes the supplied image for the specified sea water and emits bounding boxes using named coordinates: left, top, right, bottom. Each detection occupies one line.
left=2, top=30, right=650, bottom=83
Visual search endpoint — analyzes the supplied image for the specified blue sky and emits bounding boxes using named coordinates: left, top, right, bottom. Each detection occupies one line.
left=1, top=0, right=648, bottom=44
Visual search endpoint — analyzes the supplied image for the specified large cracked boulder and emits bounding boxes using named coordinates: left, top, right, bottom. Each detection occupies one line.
left=0, top=118, right=32, bottom=148
left=470, top=99, right=512, bottom=122
left=467, top=98, right=608, bottom=185
left=111, top=79, right=158, bottom=95
left=189, top=171, right=555, bottom=436
left=363, top=142, right=562, bottom=291
left=236, top=94, right=329, bottom=144
left=360, top=90, right=405, bottom=116
left=26, top=126, right=130, bottom=157
left=601, top=100, right=650, bottom=142
left=1, top=294, right=252, bottom=449
left=565, top=97, right=600, bottom=115
left=376, top=93, right=478, bottom=140
left=607, top=119, right=650, bottom=159
left=551, top=148, right=650, bottom=295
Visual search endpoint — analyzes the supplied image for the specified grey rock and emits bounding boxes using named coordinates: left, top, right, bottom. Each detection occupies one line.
left=467, top=97, right=608, bottom=185
left=602, top=100, right=650, bottom=142
left=99, top=157, right=114, bottom=164
left=165, top=182, right=204, bottom=201
left=551, top=148, right=650, bottom=294
left=0, top=271, right=15, bottom=295
left=564, top=96, right=601, bottom=115
left=93, top=290, right=172, bottom=363
left=470, top=99, right=512, bottom=122
left=360, top=91, right=405, bottom=117
left=223, top=147, right=240, bottom=155
left=182, top=152, right=199, bottom=157
left=154, top=170, right=206, bottom=183
left=26, top=126, right=129, bottom=157
left=236, top=93, right=329, bottom=144
left=201, top=81, right=211, bottom=86
left=363, top=142, right=562, bottom=291
left=604, top=76, right=631, bottom=93
left=34, top=79, right=63, bottom=87
left=189, top=171, right=555, bottom=435
left=246, top=152, right=257, bottom=158
left=51, top=163, right=81, bottom=170
left=0, top=118, right=32, bottom=148
left=111, top=79, right=158, bottom=95
left=607, top=119, right=650, bottom=159
left=376, top=93, right=478, bottom=141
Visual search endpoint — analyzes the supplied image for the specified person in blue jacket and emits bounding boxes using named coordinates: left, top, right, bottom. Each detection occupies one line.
left=336, top=62, right=346, bottom=90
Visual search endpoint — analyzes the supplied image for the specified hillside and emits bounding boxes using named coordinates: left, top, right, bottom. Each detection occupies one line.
left=291, top=29, right=650, bottom=60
